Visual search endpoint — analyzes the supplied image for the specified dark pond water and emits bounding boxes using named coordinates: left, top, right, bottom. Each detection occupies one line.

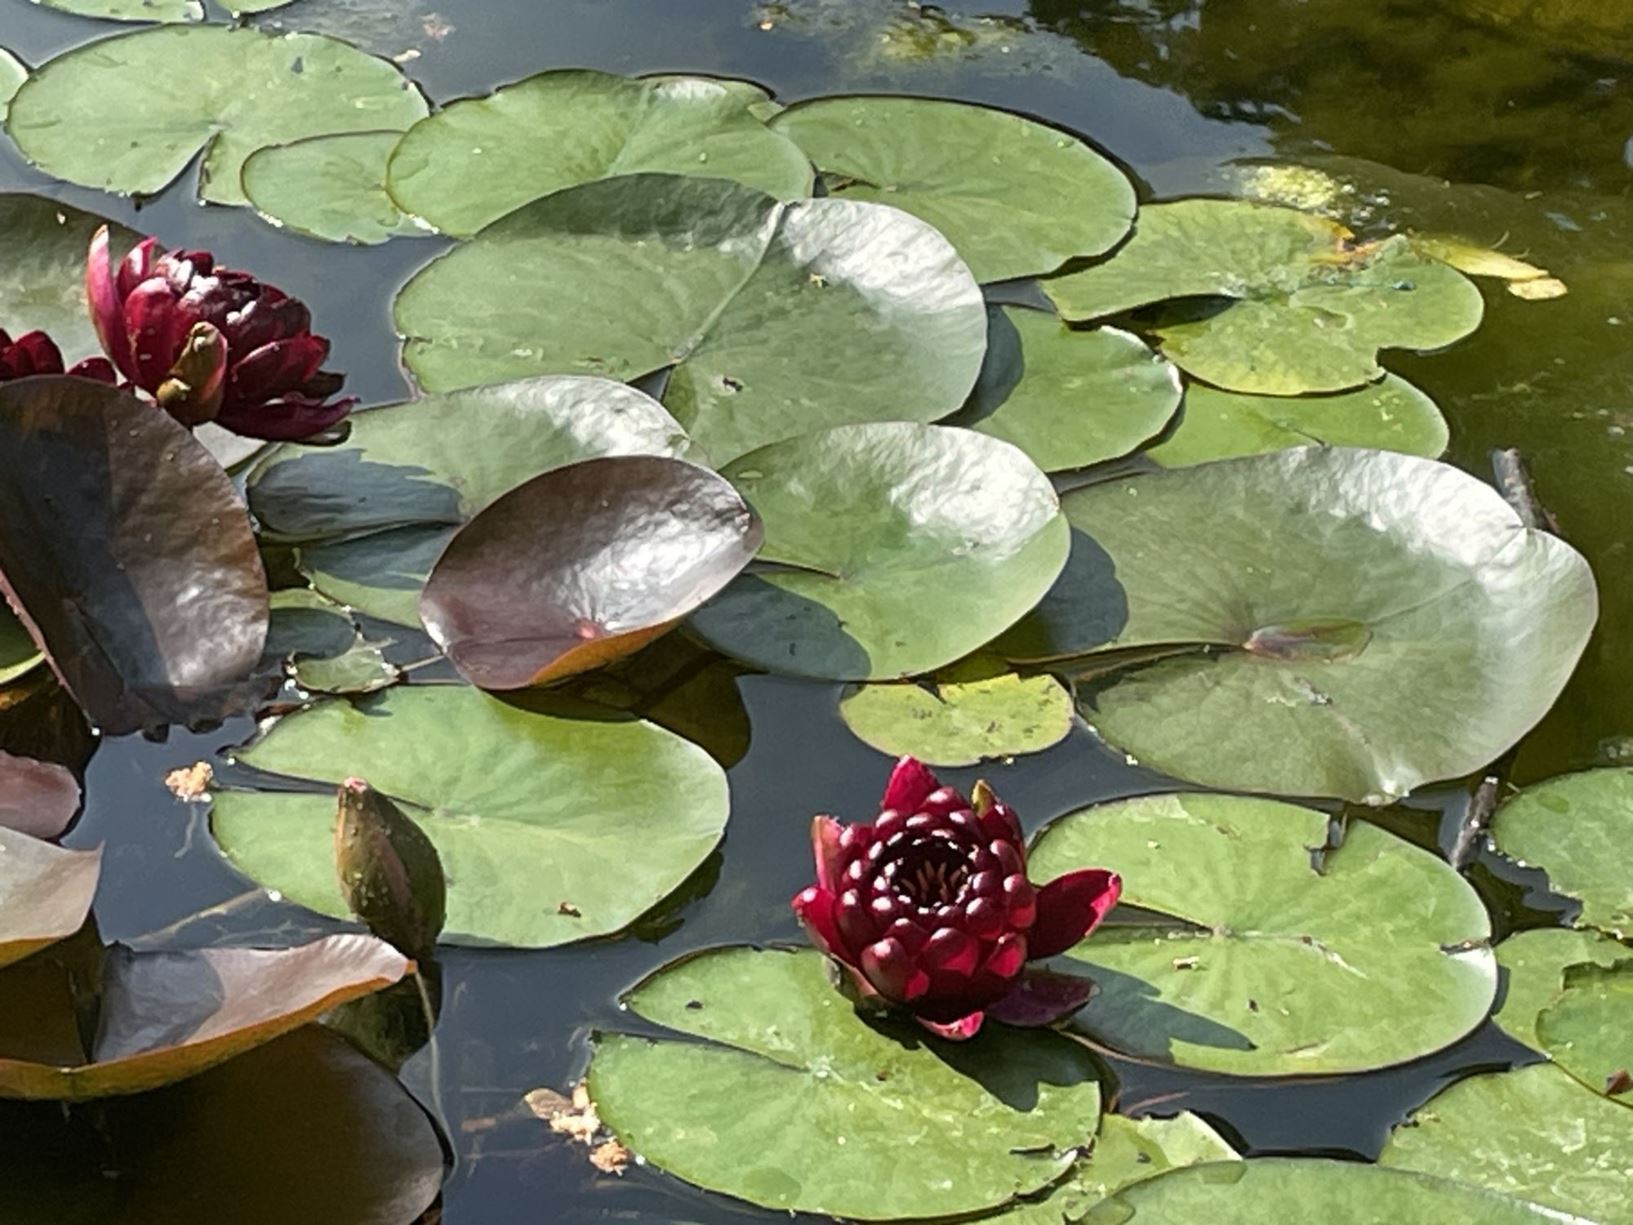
left=2, top=0, right=1630, bottom=1220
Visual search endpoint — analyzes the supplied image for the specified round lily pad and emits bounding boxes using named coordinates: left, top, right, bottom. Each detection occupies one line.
left=839, top=654, right=1074, bottom=766
left=768, top=95, right=1135, bottom=283
left=210, top=685, right=729, bottom=948
left=1493, top=927, right=1630, bottom=1050
left=1380, top=1064, right=1633, bottom=1223
left=1081, top=1157, right=1576, bottom=1224
left=690, top=423, right=1069, bottom=680
left=1146, top=375, right=1449, bottom=467
left=946, top=307, right=1182, bottom=472
left=6, top=26, right=428, bottom=207
left=1491, top=769, right=1633, bottom=937
left=1028, top=793, right=1498, bottom=1076
left=394, top=173, right=988, bottom=465
left=0, top=195, right=139, bottom=365
left=386, top=69, right=813, bottom=237
left=1045, top=199, right=1485, bottom=394
left=243, top=131, right=425, bottom=245
left=1537, top=960, right=1633, bottom=1100
left=588, top=945, right=1104, bottom=1220
left=0, top=828, right=99, bottom=971
left=421, top=456, right=762, bottom=689
left=1003, top=447, right=1596, bottom=804
left=34, top=0, right=200, bottom=20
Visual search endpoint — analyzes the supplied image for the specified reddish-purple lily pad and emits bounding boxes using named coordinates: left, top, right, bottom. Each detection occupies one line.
left=420, top=456, right=762, bottom=689
left=0, top=827, right=100, bottom=971
left=0, top=750, right=79, bottom=840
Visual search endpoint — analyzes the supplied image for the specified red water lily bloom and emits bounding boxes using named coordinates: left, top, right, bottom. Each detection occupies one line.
left=86, top=225, right=356, bottom=440
left=793, top=757, right=1121, bottom=1041
left=0, top=328, right=115, bottom=384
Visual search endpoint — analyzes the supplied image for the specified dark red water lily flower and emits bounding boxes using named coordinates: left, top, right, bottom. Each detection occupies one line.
left=793, top=757, right=1121, bottom=1041
left=0, top=328, right=115, bottom=384
left=86, top=225, right=356, bottom=441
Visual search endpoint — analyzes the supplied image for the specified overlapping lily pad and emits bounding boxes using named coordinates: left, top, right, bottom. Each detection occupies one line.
left=6, top=26, right=428, bottom=207
left=0, top=195, right=139, bottom=364
left=1537, top=961, right=1633, bottom=1099
left=1028, top=793, right=1498, bottom=1076
left=589, top=945, right=1104, bottom=1220
left=0, top=378, right=270, bottom=735
left=1491, top=768, right=1633, bottom=936
left=0, top=51, right=24, bottom=110
left=0, top=607, right=40, bottom=688
left=768, top=95, right=1135, bottom=283
left=386, top=70, right=813, bottom=236
left=1045, top=200, right=1485, bottom=394
left=243, top=131, right=425, bottom=244
left=0, top=828, right=99, bottom=971
left=0, top=751, right=79, bottom=841
left=690, top=423, right=1069, bottom=680
left=34, top=0, right=201, bottom=20
left=1380, top=1064, right=1633, bottom=1222
left=1146, top=375, right=1449, bottom=467
left=946, top=307, right=1182, bottom=472
left=421, top=456, right=762, bottom=688
left=210, top=685, right=729, bottom=948
left=394, top=174, right=988, bottom=464
left=1003, top=447, right=1596, bottom=803
left=1494, top=927, right=1630, bottom=1051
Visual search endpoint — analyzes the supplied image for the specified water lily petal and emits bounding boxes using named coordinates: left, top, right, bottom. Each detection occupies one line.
left=881, top=756, right=940, bottom=815
left=985, top=967, right=1097, bottom=1027
left=917, top=1011, right=985, bottom=1041
left=792, top=886, right=844, bottom=959
left=1029, top=868, right=1122, bottom=959
left=811, top=815, right=845, bottom=893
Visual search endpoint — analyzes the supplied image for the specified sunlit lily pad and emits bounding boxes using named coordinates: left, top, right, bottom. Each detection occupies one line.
left=421, top=456, right=762, bottom=689
left=1146, top=375, right=1449, bottom=467
left=33, top=0, right=200, bottom=20
left=1491, top=769, right=1633, bottom=937
left=589, top=945, right=1104, bottom=1220
left=1045, top=200, right=1485, bottom=394
left=0, top=751, right=79, bottom=841
left=243, top=130, right=425, bottom=244
left=0, top=195, right=139, bottom=365
left=0, top=828, right=99, bottom=971
left=211, top=685, right=729, bottom=948
left=386, top=69, right=812, bottom=236
left=7, top=26, right=428, bottom=207
left=1003, top=448, right=1596, bottom=804
left=946, top=307, right=1181, bottom=472
left=1494, top=928, right=1630, bottom=1052
left=840, top=654, right=1073, bottom=767
left=0, top=51, right=24, bottom=111
left=1380, top=1063, right=1633, bottom=1222
left=0, top=378, right=269, bottom=735
left=768, top=95, right=1134, bottom=283
left=1029, top=793, right=1497, bottom=1076
left=691, top=423, right=1068, bottom=680
left=642, top=72, right=782, bottom=120
left=395, top=174, right=988, bottom=464
left=1537, top=961, right=1633, bottom=1100
left=1081, top=1157, right=1577, bottom=1224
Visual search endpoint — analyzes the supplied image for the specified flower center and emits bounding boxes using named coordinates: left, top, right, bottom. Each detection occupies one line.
left=889, top=839, right=971, bottom=909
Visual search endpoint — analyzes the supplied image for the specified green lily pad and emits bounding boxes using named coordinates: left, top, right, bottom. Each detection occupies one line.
left=0, top=607, right=40, bottom=689
left=394, top=174, right=988, bottom=465
left=1081, top=1158, right=1579, bottom=1224
left=1538, top=961, right=1633, bottom=1099
left=231, top=0, right=299, bottom=11
left=6, top=26, right=428, bottom=207
left=1494, top=928, right=1630, bottom=1050
left=210, top=685, right=729, bottom=948
left=1045, top=200, right=1485, bottom=394
left=1003, top=448, right=1596, bottom=804
left=1491, top=769, right=1633, bottom=937
left=243, top=131, right=425, bottom=245
left=691, top=423, right=1069, bottom=680
left=386, top=70, right=812, bottom=237
left=946, top=308, right=1182, bottom=472
left=294, top=639, right=400, bottom=695
left=1028, top=793, right=1497, bottom=1076
left=0, top=828, right=99, bottom=971
left=588, top=945, right=1104, bottom=1221
left=839, top=654, right=1073, bottom=767
left=1381, top=1063, right=1633, bottom=1222
left=768, top=95, right=1134, bottom=283
left=1146, top=374, right=1449, bottom=467
left=0, top=51, right=25, bottom=112
left=33, top=0, right=200, bottom=20
left=0, top=195, right=139, bottom=366
left=641, top=73, right=782, bottom=121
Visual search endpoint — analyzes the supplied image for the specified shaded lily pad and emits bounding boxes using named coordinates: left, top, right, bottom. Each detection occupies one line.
left=243, top=131, right=425, bottom=245
left=421, top=456, right=762, bottom=689
left=589, top=945, right=1104, bottom=1221
left=840, top=654, right=1073, bottom=767
left=386, top=69, right=812, bottom=236
left=1082, top=1157, right=1577, bottom=1224
left=1491, top=768, right=1633, bottom=937
left=211, top=685, right=729, bottom=948
left=1537, top=961, right=1633, bottom=1100
left=1380, top=1063, right=1633, bottom=1222
left=768, top=95, right=1134, bottom=283
left=0, top=195, right=140, bottom=365
left=262, top=588, right=360, bottom=670
left=0, top=751, right=79, bottom=840
left=0, top=606, right=41, bottom=688
left=6, top=26, right=428, bottom=207
left=0, top=933, right=409, bottom=1100
left=0, top=828, right=99, bottom=971
left=0, top=378, right=270, bottom=735
left=34, top=0, right=200, bottom=19
left=690, top=423, right=1069, bottom=680
left=946, top=307, right=1182, bottom=472
left=1029, top=793, right=1497, bottom=1076
left=1045, top=200, right=1485, bottom=394
left=1493, top=927, right=1630, bottom=1050
left=394, top=174, right=988, bottom=464
left=1146, top=375, right=1449, bottom=467
left=1004, top=448, right=1596, bottom=804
